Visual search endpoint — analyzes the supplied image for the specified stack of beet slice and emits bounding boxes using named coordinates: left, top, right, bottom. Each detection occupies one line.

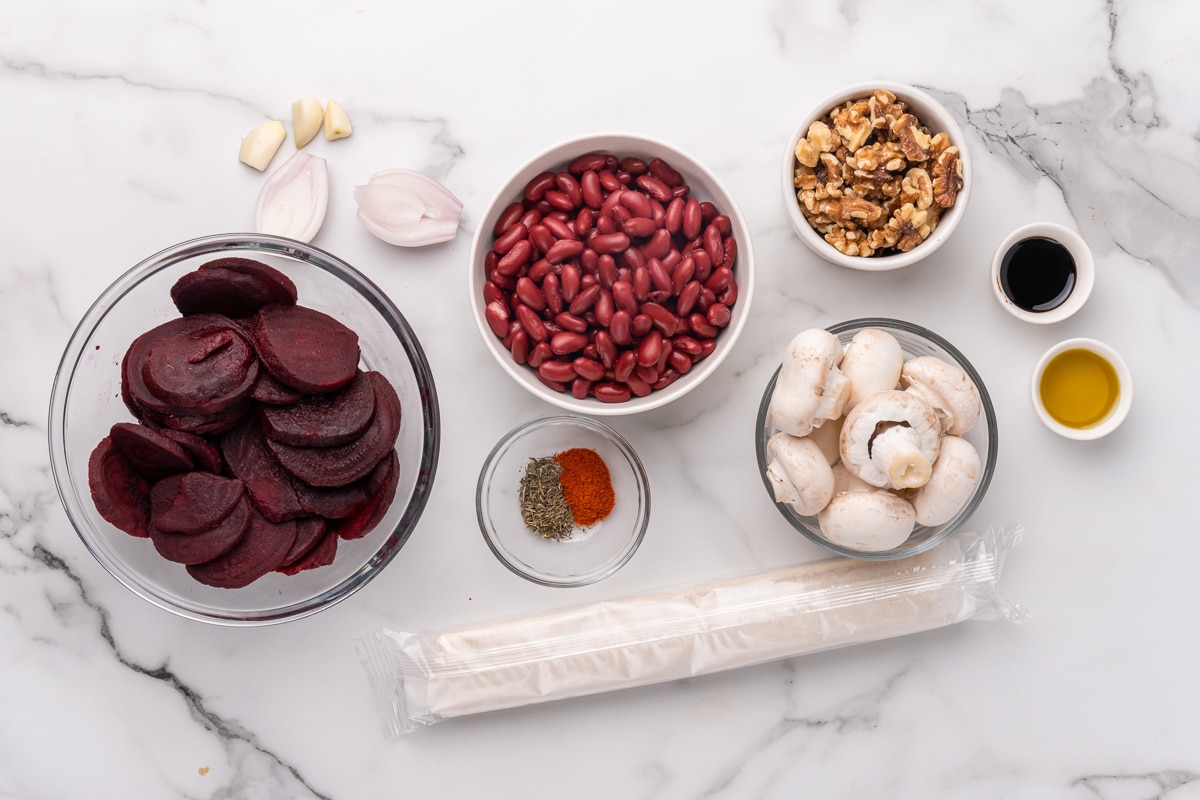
left=87, top=257, right=403, bottom=589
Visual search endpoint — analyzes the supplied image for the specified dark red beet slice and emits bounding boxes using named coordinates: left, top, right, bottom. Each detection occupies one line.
left=251, top=304, right=360, bottom=394
left=260, top=370, right=376, bottom=447
left=150, top=495, right=251, bottom=565
left=149, top=472, right=245, bottom=535
left=136, top=404, right=249, bottom=436
left=219, top=415, right=305, bottom=522
left=109, top=422, right=193, bottom=479
left=186, top=508, right=297, bottom=589
left=276, top=526, right=338, bottom=576
left=266, top=372, right=401, bottom=487
left=158, top=429, right=224, bottom=473
left=250, top=369, right=304, bottom=406
left=333, top=450, right=400, bottom=540
left=171, top=257, right=297, bottom=318
left=88, top=436, right=152, bottom=538
left=277, top=516, right=328, bottom=568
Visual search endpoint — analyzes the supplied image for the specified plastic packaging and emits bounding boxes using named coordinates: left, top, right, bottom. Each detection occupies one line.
left=357, top=524, right=1025, bottom=737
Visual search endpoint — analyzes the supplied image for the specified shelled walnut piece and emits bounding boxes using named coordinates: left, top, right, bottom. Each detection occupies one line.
left=792, top=89, right=963, bottom=257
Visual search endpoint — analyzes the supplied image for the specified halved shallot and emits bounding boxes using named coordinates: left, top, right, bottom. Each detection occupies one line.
left=254, top=151, right=329, bottom=243
left=354, top=169, right=462, bottom=247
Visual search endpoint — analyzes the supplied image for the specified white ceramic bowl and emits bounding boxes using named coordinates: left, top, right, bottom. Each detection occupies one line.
left=991, top=222, right=1095, bottom=324
left=782, top=82, right=972, bottom=271
left=1032, top=337, right=1132, bottom=440
left=470, top=132, right=755, bottom=415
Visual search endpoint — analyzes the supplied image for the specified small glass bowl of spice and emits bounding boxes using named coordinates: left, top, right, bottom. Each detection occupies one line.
left=476, top=415, right=650, bottom=587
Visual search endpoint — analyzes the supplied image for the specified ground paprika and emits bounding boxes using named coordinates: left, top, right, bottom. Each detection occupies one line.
left=553, top=447, right=615, bottom=527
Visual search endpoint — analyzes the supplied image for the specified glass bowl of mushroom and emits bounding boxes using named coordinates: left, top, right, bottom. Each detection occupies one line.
left=754, top=318, right=998, bottom=560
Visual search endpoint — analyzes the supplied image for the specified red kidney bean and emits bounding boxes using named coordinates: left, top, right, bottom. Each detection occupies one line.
left=537, top=373, right=566, bottom=393
left=660, top=248, right=681, bottom=271
left=543, top=189, right=574, bottom=212
left=697, top=287, right=716, bottom=313
left=581, top=170, right=604, bottom=208
left=610, top=280, right=636, bottom=315
left=568, top=283, right=600, bottom=315
left=620, top=157, right=648, bottom=175
left=717, top=278, right=738, bottom=306
left=527, top=259, right=553, bottom=282
left=703, top=223, right=723, bottom=264
left=635, top=364, right=659, bottom=385
left=515, top=277, right=545, bottom=311
left=647, top=258, right=673, bottom=293
left=711, top=214, right=731, bottom=236
left=698, top=339, right=717, bottom=357
left=707, top=302, right=731, bottom=328
left=622, top=217, right=657, bottom=238
left=630, top=313, right=652, bottom=337
left=546, top=239, right=584, bottom=265
left=538, top=360, right=577, bottom=384
left=615, top=169, right=633, bottom=186
left=621, top=245, right=646, bottom=273
left=572, top=357, right=606, bottom=382
left=528, top=224, right=554, bottom=255
left=510, top=329, right=530, bottom=365
left=648, top=157, right=683, bottom=187
left=485, top=300, right=509, bottom=338
left=571, top=378, right=593, bottom=400
left=668, top=349, right=692, bottom=374
left=598, top=169, right=621, bottom=192
left=688, top=313, right=719, bottom=339
left=721, top=237, right=737, bottom=269
left=579, top=248, right=598, bottom=273
left=674, top=279, right=701, bottom=316
left=524, top=171, right=556, bottom=203
left=527, top=341, right=552, bottom=368
left=560, top=264, right=581, bottom=302
left=700, top=201, right=719, bottom=224
left=489, top=269, right=516, bottom=291
left=619, top=190, right=653, bottom=219
left=682, top=198, right=703, bottom=240
left=664, top=197, right=685, bottom=235
left=485, top=249, right=499, bottom=272
left=704, top=266, right=733, bottom=294
left=650, top=199, right=666, bottom=228
left=574, top=208, right=593, bottom=238
left=672, top=334, right=702, bottom=356
left=569, top=154, right=608, bottom=174
left=581, top=273, right=597, bottom=289
left=611, top=204, right=632, bottom=227
left=494, top=202, right=524, bottom=237
left=513, top=304, right=546, bottom=342
left=624, top=373, right=652, bottom=397
left=555, top=311, right=588, bottom=333
left=616, top=266, right=632, bottom=284
left=637, top=329, right=663, bottom=367
left=595, top=214, right=616, bottom=235
left=519, top=208, right=542, bottom=230
left=691, top=249, right=712, bottom=281
left=652, top=368, right=681, bottom=391
left=642, top=302, right=678, bottom=336
left=493, top=221, right=528, bottom=255
left=643, top=229, right=672, bottom=260
left=633, top=265, right=651, bottom=301
left=591, top=232, right=630, bottom=255
left=551, top=331, right=588, bottom=355
left=594, top=289, right=614, bottom=326
left=609, top=309, right=633, bottom=344
left=614, top=350, right=638, bottom=382
left=542, top=216, right=576, bottom=241
left=496, top=239, right=533, bottom=277
left=594, top=330, right=617, bottom=368
left=555, top=173, right=582, bottom=207
left=671, top=256, right=695, bottom=295
left=593, top=382, right=632, bottom=403
left=635, top=174, right=672, bottom=203
left=483, top=280, right=506, bottom=307
left=596, top=254, right=618, bottom=289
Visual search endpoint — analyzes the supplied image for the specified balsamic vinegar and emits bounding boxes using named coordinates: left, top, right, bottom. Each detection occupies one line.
left=999, top=236, right=1076, bottom=312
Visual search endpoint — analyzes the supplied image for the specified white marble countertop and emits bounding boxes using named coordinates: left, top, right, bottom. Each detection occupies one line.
left=6, top=1, right=1200, bottom=797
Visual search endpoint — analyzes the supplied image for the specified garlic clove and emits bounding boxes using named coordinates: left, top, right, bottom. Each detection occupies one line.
left=239, top=120, right=287, bottom=171
left=354, top=169, right=462, bottom=247
left=323, top=100, right=352, bottom=141
left=292, top=97, right=324, bottom=149
left=255, top=151, right=329, bottom=243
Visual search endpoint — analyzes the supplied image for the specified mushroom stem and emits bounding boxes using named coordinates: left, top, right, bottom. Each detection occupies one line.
left=871, top=425, right=932, bottom=488
left=814, top=370, right=851, bottom=423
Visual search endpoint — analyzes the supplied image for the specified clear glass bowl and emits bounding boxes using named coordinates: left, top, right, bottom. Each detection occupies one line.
left=476, top=415, right=650, bottom=587
left=755, top=318, right=998, bottom=560
left=48, top=233, right=440, bottom=625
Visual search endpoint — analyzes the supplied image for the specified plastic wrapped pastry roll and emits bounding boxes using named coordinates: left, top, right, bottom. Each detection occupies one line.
left=357, top=524, right=1025, bottom=737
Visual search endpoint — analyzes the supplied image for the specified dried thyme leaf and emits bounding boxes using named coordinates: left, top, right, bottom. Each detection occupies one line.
left=518, top=456, right=575, bottom=541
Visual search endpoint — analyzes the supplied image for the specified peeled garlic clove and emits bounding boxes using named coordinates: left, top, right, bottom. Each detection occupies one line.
left=255, top=151, right=329, bottom=243
left=354, top=169, right=462, bottom=247
left=239, top=120, right=287, bottom=171
left=323, top=100, right=352, bottom=141
left=292, top=97, right=324, bottom=149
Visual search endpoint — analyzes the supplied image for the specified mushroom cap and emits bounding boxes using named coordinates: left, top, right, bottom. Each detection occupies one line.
left=839, top=390, right=941, bottom=489
left=765, top=432, right=835, bottom=516
left=901, top=355, right=982, bottom=436
left=818, top=490, right=916, bottom=551
left=767, top=328, right=850, bottom=437
left=808, top=414, right=844, bottom=466
left=840, top=327, right=904, bottom=412
left=912, top=435, right=981, bottom=526
left=831, top=462, right=874, bottom=495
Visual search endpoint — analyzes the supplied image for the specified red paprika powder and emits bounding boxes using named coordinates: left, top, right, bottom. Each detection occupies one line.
left=553, top=447, right=615, bottom=527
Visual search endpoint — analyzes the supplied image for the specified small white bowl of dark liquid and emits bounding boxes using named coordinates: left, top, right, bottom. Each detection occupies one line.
left=990, top=222, right=1095, bottom=324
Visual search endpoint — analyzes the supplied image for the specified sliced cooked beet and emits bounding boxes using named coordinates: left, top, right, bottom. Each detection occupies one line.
left=251, top=304, right=360, bottom=394
left=250, top=369, right=304, bottom=406
left=186, top=508, right=297, bottom=589
left=149, top=472, right=245, bottom=535
left=219, top=415, right=305, bottom=522
left=158, top=429, right=224, bottom=473
left=109, top=422, right=193, bottom=478
left=275, top=526, right=338, bottom=576
left=266, top=372, right=401, bottom=487
left=150, top=495, right=251, bottom=565
left=171, top=257, right=297, bottom=318
left=260, top=369, right=376, bottom=447
left=277, top=516, right=328, bottom=568
left=88, top=436, right=152, bottom=538
left=136, top=403, right=249, bottom=437
left=333, top=450, right=399, bottom=540
left=139, top=316, right=259, bottom=411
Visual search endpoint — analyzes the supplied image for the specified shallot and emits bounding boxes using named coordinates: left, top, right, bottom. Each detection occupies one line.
left=255, top=151, right=329, bottom=243
left=354, top=169, right=462, bottom=247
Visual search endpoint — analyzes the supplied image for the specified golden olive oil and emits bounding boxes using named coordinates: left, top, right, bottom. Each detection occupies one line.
left=1039, top=348, right=1120, bottom=428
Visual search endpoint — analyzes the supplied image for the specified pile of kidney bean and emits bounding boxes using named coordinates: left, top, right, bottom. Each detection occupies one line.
left=482, top=152, right=740, bottom=403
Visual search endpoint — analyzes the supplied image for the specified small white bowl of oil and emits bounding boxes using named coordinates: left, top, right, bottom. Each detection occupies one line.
left=1032, top=338, right=1132, bottom=440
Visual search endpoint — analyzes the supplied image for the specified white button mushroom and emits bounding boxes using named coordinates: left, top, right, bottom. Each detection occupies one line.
left=900, top=355, right=983, bottom=436
left=840, top=390, right=941, bottom=490
left=840, top=327, right=904, bottom=412
left=808, top=413, right=844, bottom=465
left=765, top=432, right=835, bottom=516
left=911, top=435, right=982, bottom=526
left=831, top=461, right=875, bottom=495
left=818, top=490, right=916, bottom=551
left=767, top=328, right=851, bottom=437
